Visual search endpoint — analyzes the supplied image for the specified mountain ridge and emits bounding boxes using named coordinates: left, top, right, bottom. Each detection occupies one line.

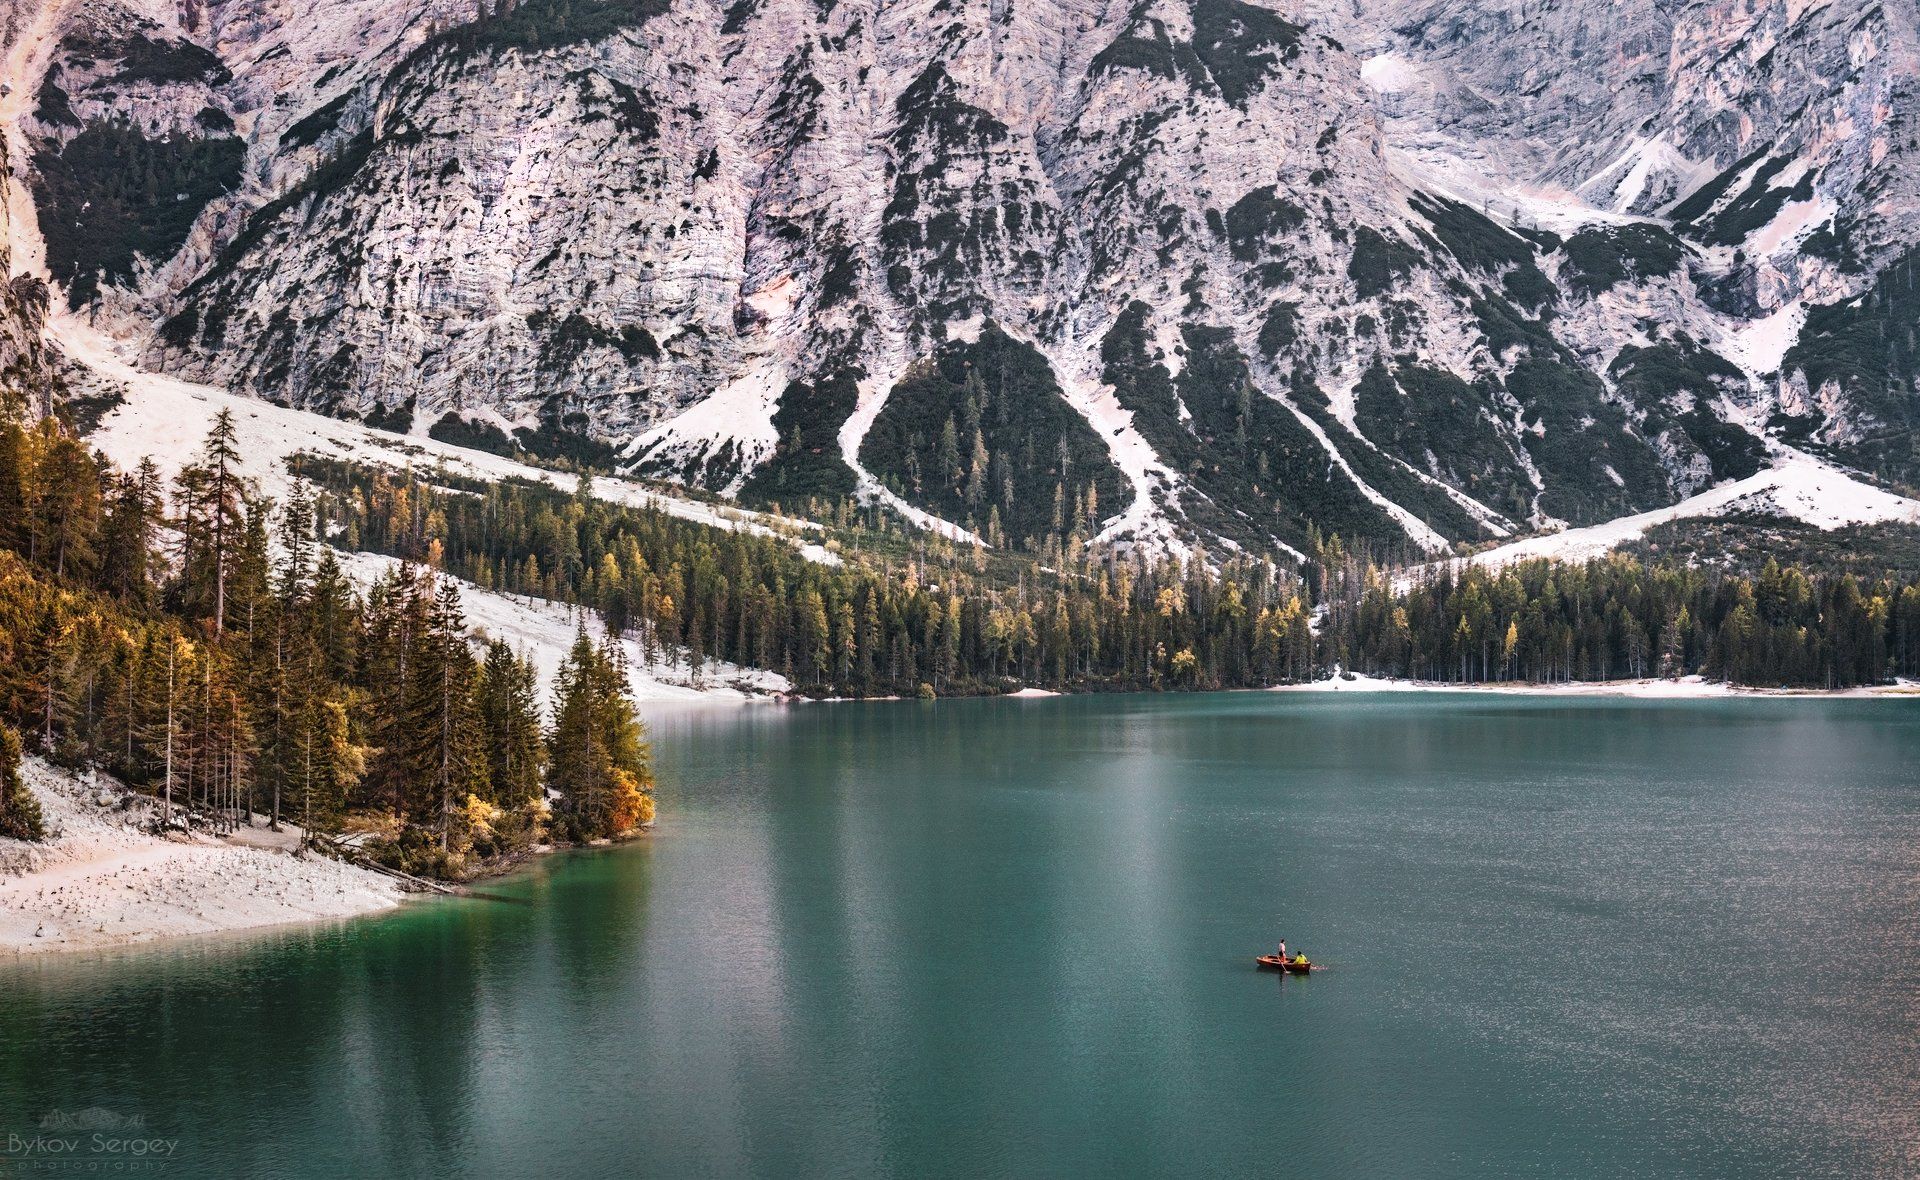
left=3, top=0, right=1918, bottom=563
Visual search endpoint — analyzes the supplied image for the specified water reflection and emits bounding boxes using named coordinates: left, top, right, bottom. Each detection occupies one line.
left=3, top=696, right=1918, bottom=1176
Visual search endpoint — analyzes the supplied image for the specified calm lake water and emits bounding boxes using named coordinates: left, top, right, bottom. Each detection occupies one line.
left=3, top=694, right=1919, bottom=1178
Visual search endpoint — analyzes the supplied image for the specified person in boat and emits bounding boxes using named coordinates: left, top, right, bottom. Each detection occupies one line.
left=1276, top=938, right=1287, bottom=961
left=1292, top=952, right=1310, bottom=967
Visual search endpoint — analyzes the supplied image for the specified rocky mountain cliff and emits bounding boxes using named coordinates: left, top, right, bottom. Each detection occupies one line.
left=8, top=0, right=1919, bottom=560
left=0, top=0, right=54, bottom=405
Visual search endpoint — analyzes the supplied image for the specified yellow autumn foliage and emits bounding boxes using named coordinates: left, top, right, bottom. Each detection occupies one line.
left=607, top=768, right=654, bottom=835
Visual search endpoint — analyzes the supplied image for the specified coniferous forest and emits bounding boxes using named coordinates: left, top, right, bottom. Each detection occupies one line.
left=300, top=453, right=1920, bottom=697
left=1319, top=552, right=1920, bottom=690
left=4, top=402, right=1920, bottom=876
left=0, top=410, right=653, bottom=877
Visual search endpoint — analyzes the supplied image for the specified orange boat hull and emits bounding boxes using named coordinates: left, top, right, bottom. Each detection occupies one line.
left=1256, top=955, right=1316, bottom=973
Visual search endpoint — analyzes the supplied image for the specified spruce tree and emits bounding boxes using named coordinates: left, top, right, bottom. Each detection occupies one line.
left=0, top=420, right=31, bottom=559
left=290, top=695, right=362, bottom=841
left=548, top=630, right=653, bottom=840
left=98, top=460, right=162, bottom=606
left=308, top=547, right=361, bottom=682
left=173, top=411, right=248, bottom=635
left=477, top=639, right=544, bottom=807
left=0, top=725, right=45, bottom=842
left=359, top=561, right=426, bottom=813
left=31, top=429, right=102, bottom=583
left=402, top=577, right=487, bottom=849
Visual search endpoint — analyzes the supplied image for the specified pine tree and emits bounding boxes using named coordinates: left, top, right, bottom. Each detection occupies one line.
left=31, top=428, right=102, bottom=583
left=402, top=577, right=486, bottom=849
left=548, top=630, right=653, bottom=840
left=51, top=611, right=113, bottom=767
left=477, top=639, right=544, bottom=807
left=308, top=548, right=361, bottom=682
left=230, top=498, right=274, bottom=639
left=173, top=411, right=248, bottom=635
left=359, top=561, right=427, bottom=812
left=152, top=637, right=186, bottom=830
left=290, top=695, right=362, bottom=841
left=253, top=489, right=316, bottom=830
left=0, top=725, right=44, bottom=842
left=98, top=460, right=163, bottom=606
left=0, top=420, right=31, bottom=559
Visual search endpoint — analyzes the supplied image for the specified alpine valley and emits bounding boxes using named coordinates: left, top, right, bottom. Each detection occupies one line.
left=12, top=9, right=1920, bottom=1175
left=3, top=0, right=1919, bottom=564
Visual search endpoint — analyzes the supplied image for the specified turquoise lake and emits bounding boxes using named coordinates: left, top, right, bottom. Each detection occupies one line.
left=3, top=694, right=1918, bottom=1177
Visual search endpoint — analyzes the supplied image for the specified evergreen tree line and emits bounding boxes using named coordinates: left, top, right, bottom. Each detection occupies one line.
left=0, top=412, right=652, bottom=875
left=299, top=458, right=1322, bottom=696
left=1318, top=551, right=1920, bottom=689
left=304, top=457, right=1920, bottom=694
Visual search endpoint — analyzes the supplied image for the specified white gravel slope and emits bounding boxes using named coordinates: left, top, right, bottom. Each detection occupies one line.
left=0, top=758, right=406, bottom=956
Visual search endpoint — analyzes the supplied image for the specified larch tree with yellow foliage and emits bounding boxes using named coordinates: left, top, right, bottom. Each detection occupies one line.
left=548, top=628, right=655, bottom=841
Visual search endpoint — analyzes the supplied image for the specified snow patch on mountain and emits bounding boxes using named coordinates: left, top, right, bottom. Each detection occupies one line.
left=1025, top=326, right=1186, bottom=551
left=1438, top=450, right=1920, bottom=578
left=1580, top=134, right=1699, bottom=214
left=1723, top=301, right=1807, bottom=379
left=1277, top=390, right=1452, bottom=555
left=1359, top=51, right=1420, bottom=94
left=59, top=312, right=840, bottom=564
left=625, top=356, right=786, bottom=495
left=1749, top=195, right=1835, bottom=257
left=331, top=549, right=790, bottom=707
left=1061, top=364, right=1186, bottom=551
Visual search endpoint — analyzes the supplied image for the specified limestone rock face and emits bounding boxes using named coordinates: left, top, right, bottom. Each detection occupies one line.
left=0, top=0, right=53, bottom=403
left=8, top=0, right=1918, bottom=554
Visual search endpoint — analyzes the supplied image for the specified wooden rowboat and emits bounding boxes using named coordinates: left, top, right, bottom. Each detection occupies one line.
left=1255, top=955, right=1317, bottom=974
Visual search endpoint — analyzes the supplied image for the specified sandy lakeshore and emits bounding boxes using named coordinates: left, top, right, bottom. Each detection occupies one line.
left=0, top=758, right=407, bottom=956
